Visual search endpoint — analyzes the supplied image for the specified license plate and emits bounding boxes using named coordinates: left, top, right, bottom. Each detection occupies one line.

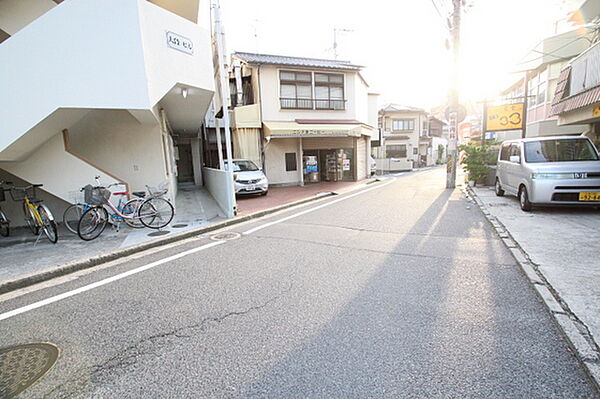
left=247, top=185, right=255, bottom=191
left=579, top=192, right=600, bottom=201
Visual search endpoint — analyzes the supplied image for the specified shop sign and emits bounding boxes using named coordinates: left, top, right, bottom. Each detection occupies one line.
left=166, top=31, right=193, bottom=55
left=343, top=159, right=351, bottom=171
left=593, top=105, right=600, bottom=117
left=485, top=103, right=524, bottom=131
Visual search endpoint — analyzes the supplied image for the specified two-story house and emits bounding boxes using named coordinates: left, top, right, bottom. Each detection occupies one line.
left=229, top=52, right=378, bottom=186
left=377, top=104, right=429, bottom=171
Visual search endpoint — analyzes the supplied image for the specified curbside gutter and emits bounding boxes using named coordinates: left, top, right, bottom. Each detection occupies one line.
left=0, top=188, right=353, bottom=295
left=464, top=185, right=600, bottom=393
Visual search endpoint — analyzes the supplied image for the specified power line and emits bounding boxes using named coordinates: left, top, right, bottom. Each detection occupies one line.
left=430, top=0, right=451, bottom=30
left=516, top=35, right=592, bottom=65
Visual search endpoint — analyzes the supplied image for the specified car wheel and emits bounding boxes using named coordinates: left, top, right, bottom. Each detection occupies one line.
left=261, top=190, right=268, bottom=196
left=519, top=186, right=532, bottom=212
left=495, top=178, right=505, bottom=197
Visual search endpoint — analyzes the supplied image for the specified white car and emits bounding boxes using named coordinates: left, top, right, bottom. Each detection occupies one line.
left=225, top=159, right=269, bottom=196
left=495, top=136, right=600, bottom=211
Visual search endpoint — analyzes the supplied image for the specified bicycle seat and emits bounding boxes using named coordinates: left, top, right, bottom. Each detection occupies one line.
left=132, top=191, right=146, bottom=198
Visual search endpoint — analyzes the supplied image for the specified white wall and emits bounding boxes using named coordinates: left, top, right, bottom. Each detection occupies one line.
left=68, top=110, right=167, bottom=193
left=202, top=167, right=235, bottom=217
left=0, top=0, right=214, bottom=160
left=0, top=133, right=119, bottom=209
left=258, top=65, right=366, bottom=123
left=264, top=138, right=300, bottom=186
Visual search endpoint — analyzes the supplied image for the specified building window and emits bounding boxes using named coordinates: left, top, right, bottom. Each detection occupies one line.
left=386, top=145, right=407, bottom=158
left=392, top=119, right=415, bottom=131
left=280, top=71, right=313, bottom=109
left=413, top=147, right=418, bottom=155
left=285, top=152, right=297, bottom=171
left=314, top=73, right=345, bottom=110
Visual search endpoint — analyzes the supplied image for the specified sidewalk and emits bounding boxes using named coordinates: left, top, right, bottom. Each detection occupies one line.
left=0, top=178, right=377, bottom=293
left=236, top=180, right=362, bottom=216
left=469, top=185, right=600, bottom=383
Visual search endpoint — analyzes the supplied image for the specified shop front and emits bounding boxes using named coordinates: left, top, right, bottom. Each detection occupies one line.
left=262, top=121, right=373, bottom=187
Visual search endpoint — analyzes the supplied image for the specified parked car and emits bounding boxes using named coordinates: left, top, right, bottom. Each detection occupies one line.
left=495, top=136, right=600, bottom=211
left=225, top=159, right=269, bottom=196
left=369, top=156, right=376, bottom=176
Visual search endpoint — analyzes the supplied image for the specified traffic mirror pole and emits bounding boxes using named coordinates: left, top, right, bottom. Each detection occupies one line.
left=446, top=0, right=461, bottom=189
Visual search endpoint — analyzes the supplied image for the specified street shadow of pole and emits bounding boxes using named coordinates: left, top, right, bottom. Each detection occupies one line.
left=238, top=187, right=592, bottom=398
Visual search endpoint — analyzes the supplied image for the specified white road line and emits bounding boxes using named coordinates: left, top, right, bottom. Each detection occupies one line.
left=243, top=179, right=395, bottom=235
left=0, top=240, right=225, bottom=322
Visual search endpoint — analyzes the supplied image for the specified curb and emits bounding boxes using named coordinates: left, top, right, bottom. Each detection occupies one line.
left=0, top=186, right=357, bottom=295
left=464, top=185, right=600, bottom=393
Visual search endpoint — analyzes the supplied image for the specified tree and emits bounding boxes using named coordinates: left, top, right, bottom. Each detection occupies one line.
left=459, top=143, right=490, bottom=185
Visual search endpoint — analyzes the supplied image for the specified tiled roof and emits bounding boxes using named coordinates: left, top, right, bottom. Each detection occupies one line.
left=380, top=104, right=425, bottom=113
left=232, top=52, right=362, bottom=70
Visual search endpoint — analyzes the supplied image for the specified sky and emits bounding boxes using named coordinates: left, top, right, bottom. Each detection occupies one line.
left=220, top=0, right=582, bottom=111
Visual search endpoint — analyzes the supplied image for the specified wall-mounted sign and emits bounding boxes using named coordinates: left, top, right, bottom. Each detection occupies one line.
left=485, top=103, right=524, bottom=131
left=593, top=105, right=600, bottom=117
left=166, top=31, right=193, bottom=55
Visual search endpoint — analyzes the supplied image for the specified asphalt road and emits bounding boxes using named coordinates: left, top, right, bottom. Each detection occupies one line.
left=0, top=168, right=597, bottom=398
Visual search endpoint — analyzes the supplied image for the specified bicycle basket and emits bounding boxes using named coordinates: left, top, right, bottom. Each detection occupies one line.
left=10, top=186, right=35, bottom=202
left=84, top=185, right=111, bottom=205
left=146, top=181, right=169, bottom=198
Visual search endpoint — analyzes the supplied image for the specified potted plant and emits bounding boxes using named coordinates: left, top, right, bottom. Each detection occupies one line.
left=459, top=143, right=490, bottom=186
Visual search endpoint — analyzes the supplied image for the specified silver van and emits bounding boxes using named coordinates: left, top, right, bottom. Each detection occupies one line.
left=495, top=136, right=600, bottom=211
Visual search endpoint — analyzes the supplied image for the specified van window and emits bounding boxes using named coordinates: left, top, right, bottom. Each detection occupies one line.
left=500, top=143, right=511, bottom=161
left=524, top=139, right=599, bottom=163
left=509, top=143, right=521, bottom=161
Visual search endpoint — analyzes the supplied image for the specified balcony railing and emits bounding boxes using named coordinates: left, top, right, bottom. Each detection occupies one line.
left=280, top=98, right=346, bottom=110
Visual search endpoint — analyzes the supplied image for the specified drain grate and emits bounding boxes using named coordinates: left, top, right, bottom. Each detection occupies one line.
left=0, top=343, right=59, bottom=399
left=147, top=230, right=170, bottom=237
left=171, top=223, right=188, bottom=228
left=210, top=232, right=241, bottom=241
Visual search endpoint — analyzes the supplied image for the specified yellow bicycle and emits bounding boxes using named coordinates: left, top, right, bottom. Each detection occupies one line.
left=10, top=184, right=58, bottom=244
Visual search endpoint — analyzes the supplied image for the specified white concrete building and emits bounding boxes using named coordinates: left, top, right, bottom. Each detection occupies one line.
left=228, top=52, right=378, bottom=186
left=377, top=104, right=430, bottom=171
left=0, top=0, right=215, bottom=223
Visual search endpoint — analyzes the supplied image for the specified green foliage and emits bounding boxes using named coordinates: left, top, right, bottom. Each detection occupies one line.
left=459, top=143, right=492, bottom=182
left=437, top=144, right=445, bottom=164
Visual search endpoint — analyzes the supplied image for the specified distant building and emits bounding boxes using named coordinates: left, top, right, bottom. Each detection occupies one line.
left=377, top=104, right=429, bottom=171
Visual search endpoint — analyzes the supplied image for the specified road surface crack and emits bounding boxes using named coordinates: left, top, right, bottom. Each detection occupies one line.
left=42, top=283, right=293, bottom=398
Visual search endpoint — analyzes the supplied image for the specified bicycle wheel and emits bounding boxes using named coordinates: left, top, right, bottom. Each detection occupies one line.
left=139, top=197, right=174, bottom=229
left=78, top=207, right=108, bottom=241
left=0, top=209, right=9, bottom=237
left=38, top=204, right=58, bottom=244
left=121, top=198, right=145, bottom=228
left=23, top=202, right=39, bottom=235
left=63, top=203, right=85, bottom=234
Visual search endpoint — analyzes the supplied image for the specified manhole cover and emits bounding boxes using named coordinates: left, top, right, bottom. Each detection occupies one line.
left=147, top=230, right=170, bottom=237
left=210, top=232, right=241, bottom=241
left=171, top=224, right=188, bottom=228
left=0, top=343, right=59, bottom=399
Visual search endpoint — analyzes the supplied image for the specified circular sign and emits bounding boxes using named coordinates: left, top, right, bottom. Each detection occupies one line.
left=445, top=104, right=467, bottom=123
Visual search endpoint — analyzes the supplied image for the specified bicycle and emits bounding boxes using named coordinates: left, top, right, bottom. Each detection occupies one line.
left=77, top=185, right=174, bottom=241
left=63, top=181, right=145, bottom=234
left=9, top=184, right=58, bottom=244
left=0, top=180, right=11, bottom=237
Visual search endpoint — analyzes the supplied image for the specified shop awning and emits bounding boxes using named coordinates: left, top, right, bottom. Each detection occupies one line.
left=263, top=121, right=373, bottom=138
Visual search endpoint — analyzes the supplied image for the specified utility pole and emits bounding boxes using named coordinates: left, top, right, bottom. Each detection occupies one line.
left=446, top=0, right=461, bottom=189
